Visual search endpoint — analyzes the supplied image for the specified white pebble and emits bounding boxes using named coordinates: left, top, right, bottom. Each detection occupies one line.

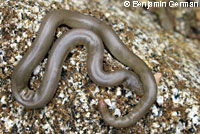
left=114, top=108, right=121, bottom=116
left=27, top=41, right=32, bottom=47
left=125, top=91, right=132, bottom=97
left=5, top=119, right=13, bottom=130
left=71, top=59, right=76, bottom=65
left=176, top=122, right=184, bottom=134
left=68, top=88, right=73, bottom=93
left=22, top=32, right=28, bottom=38
left=116, top=87, right=121, bottom=96
left=157, top=96, right=164, bottom=105
left=95, top=86, right=99, bottom=92
left=104, top=99, right=112, bottom=107
left=153, top=122, right=160, bottom=128
left=1, top=96, right=6, bottom=104
left=33, top=65, right=40, bottom=75
left=32, top=6, right=39, bottom=13
left=17, top=22, right=23, bottom=29
left=105, top=13, right=110, bottom=18
left=58, top=92, right=65, bottom=98
left=54, top=0, right=62, bottom=2
left=16, top=36, right=21, bottom=42
left=11, top=43, right=17, bottom=49
left=65, top=5, right=70, bottom=10
left=82, top=102, right=89, bottom=110
left=80, top=97, right=86, bottom=103
left=152, top=105, right=159, bottom=116
left=171, top=111, right=177, bottom=116
left=187, top=105, right=200, bottom=125
left=172, top=88, right=179, bottom=95
left=172, top=95, right=179, bottom=103
left=17, top=12, right=22, bottom=19
left=85, top=112, right=90, bottom=118
left=15, top=54, right=22, bottom=61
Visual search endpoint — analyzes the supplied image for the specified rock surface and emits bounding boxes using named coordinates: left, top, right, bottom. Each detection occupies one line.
left=0, top=0, right=199, bottom=133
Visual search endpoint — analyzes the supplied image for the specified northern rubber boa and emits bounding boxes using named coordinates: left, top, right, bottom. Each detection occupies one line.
left=11, top=9, right=157, bottom=128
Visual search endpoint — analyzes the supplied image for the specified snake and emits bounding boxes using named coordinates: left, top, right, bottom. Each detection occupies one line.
left=11, top=9, right=157, bottom=128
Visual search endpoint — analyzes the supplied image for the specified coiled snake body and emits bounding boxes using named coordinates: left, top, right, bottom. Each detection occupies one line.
left=11, top=9, right=157, bottom=128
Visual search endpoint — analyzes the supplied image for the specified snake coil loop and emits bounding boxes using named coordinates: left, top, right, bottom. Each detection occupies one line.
left=11, top=9, right=157, bottom=128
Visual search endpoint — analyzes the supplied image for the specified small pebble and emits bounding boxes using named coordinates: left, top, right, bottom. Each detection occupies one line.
left=33, top=65, right=41, bottom=75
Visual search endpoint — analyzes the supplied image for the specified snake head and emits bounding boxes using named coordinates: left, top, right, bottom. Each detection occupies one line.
left=123, top=74, right=144, bottom=96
